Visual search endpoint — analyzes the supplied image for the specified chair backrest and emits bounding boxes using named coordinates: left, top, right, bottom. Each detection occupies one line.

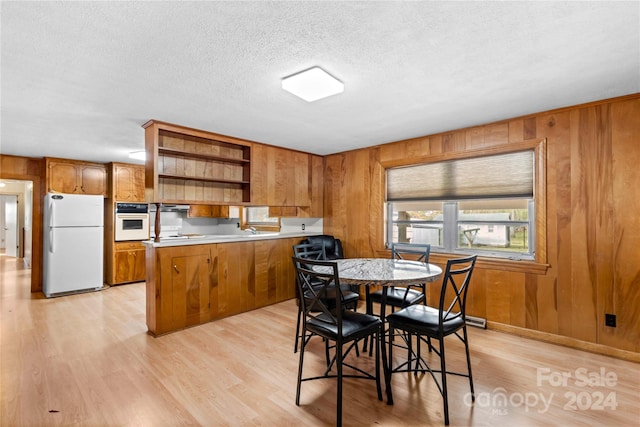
left=301, top=235, right=345, bottom=260
left=293, top=243, right=326, bottom=261
left=391, top=242, right=431, bottom=263
left=292, top=256, right=344, bottom=328
left=436, top=255, right=477, bottom=330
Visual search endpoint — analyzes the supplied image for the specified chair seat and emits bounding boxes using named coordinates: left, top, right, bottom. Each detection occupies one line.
left=308, top=311, right=382, bottom=341
left=387, top=304, right=464, bottom=336
left=368, top=287, right=425, bottom=308
left=305, top=287, right=360, bottom=308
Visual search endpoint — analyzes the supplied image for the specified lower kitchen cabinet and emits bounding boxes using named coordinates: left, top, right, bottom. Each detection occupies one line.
left=145, top=237, right=298, bottom=336
left=148, top=244, right=213, bottom=335
left=113, top=242, right=146, bottom=284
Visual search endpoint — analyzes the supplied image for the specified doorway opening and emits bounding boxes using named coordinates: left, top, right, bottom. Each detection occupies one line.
left=0, top=179, right=33, bottom=270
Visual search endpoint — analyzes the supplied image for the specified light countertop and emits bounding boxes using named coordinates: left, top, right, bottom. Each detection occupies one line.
left=142, top=231, right=323, bottom=248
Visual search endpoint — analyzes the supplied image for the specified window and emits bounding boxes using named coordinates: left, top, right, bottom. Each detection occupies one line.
left=386, top=148, right=537, bottom=260
left=246, top=206, right=279, bottom=225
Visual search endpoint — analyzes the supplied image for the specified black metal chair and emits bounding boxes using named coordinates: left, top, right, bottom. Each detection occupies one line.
left=300, top=234, right=345, bottom=260
left=292, top=256, right=383, bottom=427
left=364, top=243, right=431, bottom=358
left=387, top=255, right=477, bottom=426
left=366, top=243, right=431, bottom=314
left=300, top=234, right=360, bottom=296
left=292, top=243, right=359, bottom=353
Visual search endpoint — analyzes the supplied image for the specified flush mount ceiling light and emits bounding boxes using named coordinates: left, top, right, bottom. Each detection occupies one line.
left=129, top=150, right=146, bottom=161
left=281, top=67, right=344, bottom=102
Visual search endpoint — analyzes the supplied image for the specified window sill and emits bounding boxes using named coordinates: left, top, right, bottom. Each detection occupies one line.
left=429, top=252, right=549, bottom=275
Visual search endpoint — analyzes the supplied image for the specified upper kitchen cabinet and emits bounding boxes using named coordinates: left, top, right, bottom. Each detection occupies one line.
left=143, top=120, right=251, bottom=205
left=46, top=157, right=107, bottom=196
left=188, top=204, right=241, bottom=218
left=251, top=145, right=324, bottom=217
left=111, top=162, right=145, bottom=202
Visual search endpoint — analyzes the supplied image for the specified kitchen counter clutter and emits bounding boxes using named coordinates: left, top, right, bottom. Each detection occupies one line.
left=144, top=231, right=323, bottom=336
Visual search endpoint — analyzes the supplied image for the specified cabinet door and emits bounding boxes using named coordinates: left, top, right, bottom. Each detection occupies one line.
left=270, top=147, right=295, bottom=206
left=293, top=152, right=310, bottom=207
left=130, top=250, right=146, bottom=282
left=114, top=164, right=145, bottom=201
left=114, top=249, right=146, bottom=284
left=171, top=253, right=210, bottom=329
left=213, top=242, right=255, bottom=319
left=114, top=250, right=131, bottom=283
left=187, top=205, right=213, bottom=217
left=188, top=205, right=241, bottom=218
left=48, top=161, right=79, bottom=193
left=79, top=165, right=107, bottom=196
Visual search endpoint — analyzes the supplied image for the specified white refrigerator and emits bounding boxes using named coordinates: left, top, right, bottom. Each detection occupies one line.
left=43, top=193, right=104, bottom=297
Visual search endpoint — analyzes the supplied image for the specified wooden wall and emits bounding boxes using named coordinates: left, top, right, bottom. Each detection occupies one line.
left=323, top=94, right=640, bottom=359
left=0, top=155, right=45, bottom=292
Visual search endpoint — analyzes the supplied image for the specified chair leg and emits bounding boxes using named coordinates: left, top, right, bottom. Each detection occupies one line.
left=439, top=338, right=450, bottom=426
left=463, top=326, right=475, bottom=400
left=336, top=340, right=343, bottom=427
left=413, top=333, right=419, bottom=375
left=294, top=304, right=302, bottom=353
left=295, top=330, right=306, bottom=406
left=375, top=329, right=383, bottom=401
left=362, top=294, right=373, bottom=352
left=369, top=301, right=383, bottom=357
left=325, top=338, right=331, bottom=367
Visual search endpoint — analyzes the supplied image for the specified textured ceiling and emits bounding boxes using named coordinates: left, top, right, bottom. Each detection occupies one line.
left=1, top=1, right=639, bottom=164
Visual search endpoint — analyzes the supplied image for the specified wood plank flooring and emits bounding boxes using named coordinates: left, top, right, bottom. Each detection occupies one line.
left=1, top=254, right=639, bottom=426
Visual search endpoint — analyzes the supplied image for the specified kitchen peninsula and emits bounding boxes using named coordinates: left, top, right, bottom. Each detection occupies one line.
left=141, top=120, right=325, bottom=336
left=143, top=231, right=321, bottom=336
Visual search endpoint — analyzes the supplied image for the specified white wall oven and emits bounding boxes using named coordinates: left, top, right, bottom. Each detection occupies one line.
left=115, top=203, right=149, bottom=241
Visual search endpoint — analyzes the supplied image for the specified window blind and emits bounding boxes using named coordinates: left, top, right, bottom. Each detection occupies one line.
left=386, top=150, right=534, bottom=201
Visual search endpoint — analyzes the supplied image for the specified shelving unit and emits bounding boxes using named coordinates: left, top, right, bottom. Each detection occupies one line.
left=144, top=121, right=252, bottom=205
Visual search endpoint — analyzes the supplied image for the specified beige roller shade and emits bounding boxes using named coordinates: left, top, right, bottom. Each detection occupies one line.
left=387, top=150, right=534, bottom=201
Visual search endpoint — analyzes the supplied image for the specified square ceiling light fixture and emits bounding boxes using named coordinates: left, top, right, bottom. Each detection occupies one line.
left=281, top=67, right=344, bottom=102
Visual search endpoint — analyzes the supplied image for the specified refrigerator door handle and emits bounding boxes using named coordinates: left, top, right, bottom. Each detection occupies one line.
left=48, top=199, right=55, bottom=253
left=49, top=199, right=55, bottom=228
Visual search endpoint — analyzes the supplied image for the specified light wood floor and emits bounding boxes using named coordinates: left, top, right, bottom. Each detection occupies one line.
left=1, top=254, right=639, bottom=426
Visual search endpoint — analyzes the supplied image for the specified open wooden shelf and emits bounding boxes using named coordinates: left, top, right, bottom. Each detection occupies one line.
left=144, top=120, right=252, bottom=204
left=158, top=173, right=250, bottom=185
left=158, top=147, right=250, bottom=165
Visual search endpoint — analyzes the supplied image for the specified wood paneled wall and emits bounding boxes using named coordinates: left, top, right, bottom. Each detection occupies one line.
left=323, top=94, right=640, bottom=358
left=0, top=154, right=45, bottom=292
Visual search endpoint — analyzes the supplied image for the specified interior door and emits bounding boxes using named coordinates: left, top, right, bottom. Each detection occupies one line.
left=3, top=195, right=18, bottom=257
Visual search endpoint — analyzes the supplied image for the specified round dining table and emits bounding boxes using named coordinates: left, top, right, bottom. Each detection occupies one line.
left=317, top=257, right=443, bottom=405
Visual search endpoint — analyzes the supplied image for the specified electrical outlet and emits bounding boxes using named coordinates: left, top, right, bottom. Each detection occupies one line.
left=605, top=313, right=616, bottom=327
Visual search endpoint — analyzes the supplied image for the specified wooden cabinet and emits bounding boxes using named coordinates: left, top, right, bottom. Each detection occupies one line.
left=268, top=206, right=298, bottom=217
left=148, top=244, right=213, bottom=335
left=188, top=205, right=241, bottom=218
left=251, top=145, right=324, bottom=217
left=46, top=157, right=107, bottom=196
left=143, top=120, right=251, bottom=205
left=104, top=162, right=148, bottom=286
left=145, top=237, right=298, bottom=336
left=112, top=242, right=146, bottom=284
left=112, top=163, right=145, bottom=202
left=143, top=120, right=323, bottom=216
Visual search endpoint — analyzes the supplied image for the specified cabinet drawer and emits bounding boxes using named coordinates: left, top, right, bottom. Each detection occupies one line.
left=115, top=241, right=145, bottom=251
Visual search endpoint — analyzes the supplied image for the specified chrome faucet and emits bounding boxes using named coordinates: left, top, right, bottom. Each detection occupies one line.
left=246, top=226, right=257, bottom=234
